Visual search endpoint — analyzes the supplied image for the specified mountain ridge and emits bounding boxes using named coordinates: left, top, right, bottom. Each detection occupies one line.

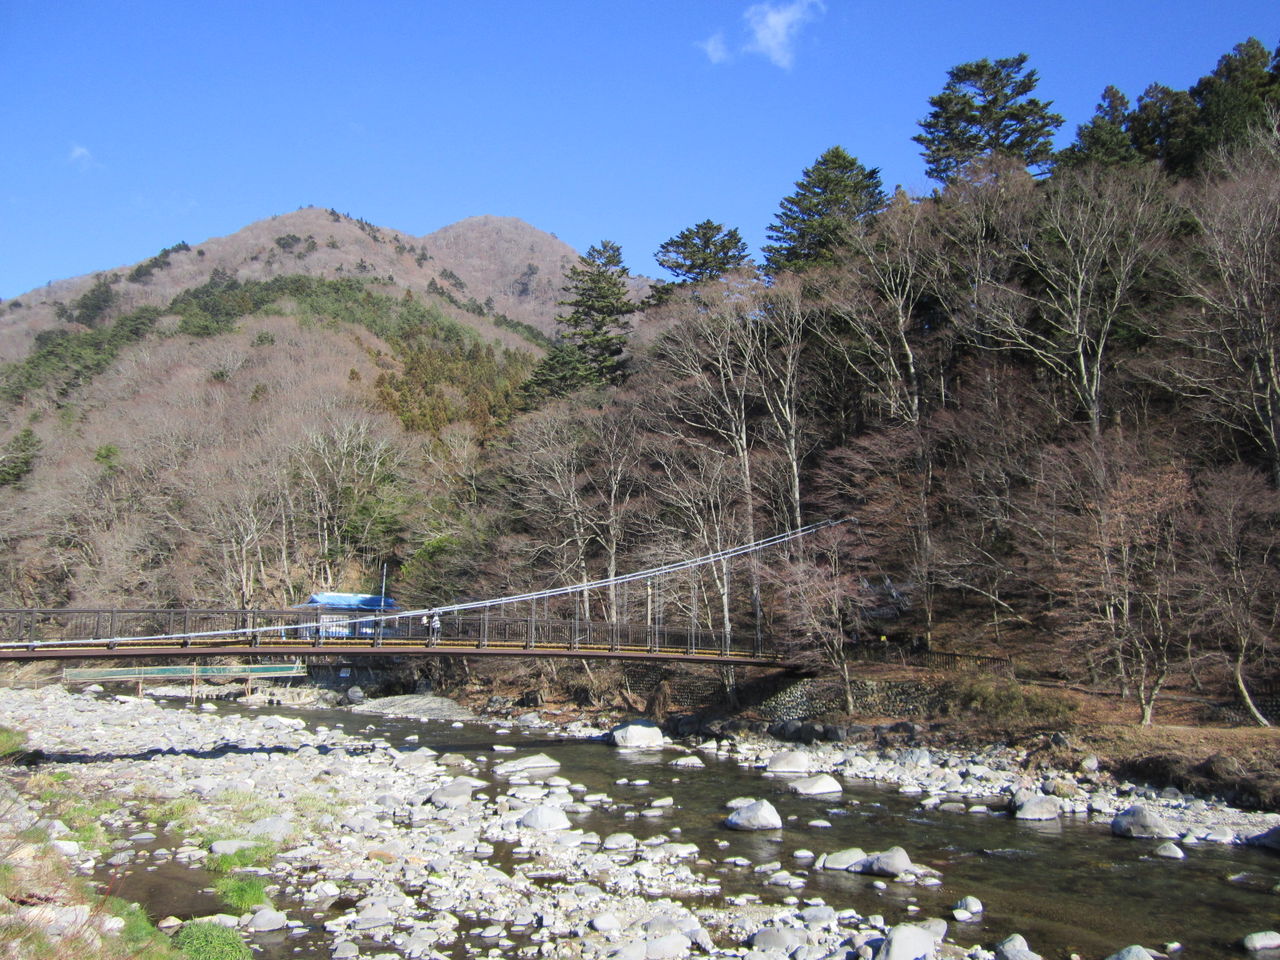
left=0, top=208, right=584, bottom=363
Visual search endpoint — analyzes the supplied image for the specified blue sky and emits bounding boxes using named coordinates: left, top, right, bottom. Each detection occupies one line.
left=1, top=1, right=1277, bottom=299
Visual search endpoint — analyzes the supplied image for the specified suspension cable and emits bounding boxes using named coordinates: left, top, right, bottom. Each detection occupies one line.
left=1, top=518, right=849, bottom=649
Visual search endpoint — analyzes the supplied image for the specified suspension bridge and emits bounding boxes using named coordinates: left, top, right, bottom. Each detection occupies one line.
left=0, top=520, right=846, bottom=666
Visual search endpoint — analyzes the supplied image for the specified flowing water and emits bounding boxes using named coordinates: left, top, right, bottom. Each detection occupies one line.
left=103, top=701, right=1280, bottom=958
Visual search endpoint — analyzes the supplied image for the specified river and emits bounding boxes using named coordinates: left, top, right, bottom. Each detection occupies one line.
left=96, top=696, right=1280, bottom=959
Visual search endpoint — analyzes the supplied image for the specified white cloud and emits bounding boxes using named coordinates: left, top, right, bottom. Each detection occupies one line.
left=67, top=144, right=95, bottom=171
left=743, top=0, right=824, bottom=69
left=699, top=31, right=730, bottom=65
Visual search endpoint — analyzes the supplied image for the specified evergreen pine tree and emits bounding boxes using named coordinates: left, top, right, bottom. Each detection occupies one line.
left=1057, top=86, right=1140, bottom=168
left=762, top=146, right=886, bottom=276
left=1191, top=37, right=1279, bottom=157
left=1129, top=83, right=1200, bottom=176
left=655, top=220, right=751, bottom=283
left=914, top=53, right=1064, bottom=183
left=524, top=241, right=635, bottom=401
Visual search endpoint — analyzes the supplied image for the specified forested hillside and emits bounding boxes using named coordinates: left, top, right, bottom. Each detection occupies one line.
left=1, top=37, right=1278, bottom=726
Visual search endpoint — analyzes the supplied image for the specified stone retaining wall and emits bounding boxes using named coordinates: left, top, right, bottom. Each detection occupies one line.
left=621, top=663, right=729, bottom=710
left=1248, top=691, right=1280, bottom=723
left=623, top=665, right=945, bottom=721
left=755, top=675, right=945, bottom=721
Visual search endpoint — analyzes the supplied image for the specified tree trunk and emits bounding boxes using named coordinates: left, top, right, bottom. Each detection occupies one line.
left=1234, top=655, right=1272, bottom=727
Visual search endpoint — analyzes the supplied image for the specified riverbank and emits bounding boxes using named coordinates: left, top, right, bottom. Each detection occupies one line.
left=440, top=664, right=1280, bottom=813
left=0, top=685, right=1277, bottom=960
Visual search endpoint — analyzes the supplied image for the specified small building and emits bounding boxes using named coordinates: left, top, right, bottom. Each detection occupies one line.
left=295, top=593, right=400, bottom=639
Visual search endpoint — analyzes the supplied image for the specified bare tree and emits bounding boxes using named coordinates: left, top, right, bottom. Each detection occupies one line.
left=288, top=418, right=410, bottom=590
left=930, top=360, right=1061, bottom=636
left=766, top=527, right=878, bottom=713
left=1163, top=122, right=1280, bottom=484
left=976, top=163, right=1174, bottom=440
left=505, top=404, right=597, bottom=614
left=816, top=426, right=940, bottom=645
left=815, top=192, right=941, bottom=427
left=645, top=438, right=751, bottom=647
left=647, top=278, right=769, bottom=646
left=1180, top=465, right=1279, bottom=726
left=504, top=400, right=645, bottom=620
left=1023, top=435, right=1191, bottom=723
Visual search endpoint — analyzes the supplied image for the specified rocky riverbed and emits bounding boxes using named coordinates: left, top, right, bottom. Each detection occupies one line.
left=0, top=685, right=1278, bottom=960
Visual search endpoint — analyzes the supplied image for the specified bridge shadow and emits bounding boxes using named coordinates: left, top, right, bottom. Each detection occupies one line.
left=19, top=739, right=372, bottom=767
left=17, top=728, right=601, bottom=768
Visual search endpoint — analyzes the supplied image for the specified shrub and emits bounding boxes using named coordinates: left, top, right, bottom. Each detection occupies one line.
left=0, top=430, right=40, bottom=487
left=173, top=921, right=250, bottom=960
left=66, top=275, right=117, bottom=326
left=940, top=677, right=1076, bottom=731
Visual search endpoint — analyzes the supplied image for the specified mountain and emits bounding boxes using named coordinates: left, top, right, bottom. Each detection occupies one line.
left=0, top=209, right=591, bottom=609
left=0, top=208, right=580, bottom=363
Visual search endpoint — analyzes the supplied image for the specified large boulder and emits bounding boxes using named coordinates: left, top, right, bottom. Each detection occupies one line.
left=788, top=774, right=842, bottom=796
left=751, top=927, right=808, bottom=952
left=430, top=779, right=478, bottom=809
left=519, top=805, right=571, bottom=831
left=1153, top=841, right=1184, bottom=860
left=1243, top=932, right=1280, bottom=952
left=493, top=753, right=560, bottom=776
left=1247, top=824, right=1280, bottom=851
left=1111, top=804, right=1178, bottom=839
left=995, top=935, right=1043, bottom=960
left=1013, top=795, right=1061, bottom=821
left=875, top=923, right=937, bottom=960
left=858, top=846, right=914, bottom=877
left=611, top=720, right=665, bottom=748
left=246, top=908, right=288, bottom=932
left=765, top=750, right=811, bottom=774
left=644, top=933, right=691, bottom=959
left=724, top=799, right=782, bottom=831
left=822, top=847, right=867, bottom=870
left=209, top=839, right=258, bottom=856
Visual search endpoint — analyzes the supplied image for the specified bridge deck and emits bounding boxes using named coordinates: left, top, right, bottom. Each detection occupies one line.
left=0, top=609, right=781, bottom=666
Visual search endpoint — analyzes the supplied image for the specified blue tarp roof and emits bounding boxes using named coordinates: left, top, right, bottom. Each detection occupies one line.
left=299, top=593, right=399, bottom=611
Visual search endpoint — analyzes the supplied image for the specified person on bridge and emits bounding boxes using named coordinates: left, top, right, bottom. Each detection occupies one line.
left=429, top=612, right=441, bottom=641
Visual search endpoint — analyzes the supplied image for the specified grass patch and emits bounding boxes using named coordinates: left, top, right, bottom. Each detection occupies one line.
left=103, top=896, right=180, bottom=958
left=61, top=797, right=121, bottom=831
left=213, top=874, right=270, bottom=913
left=216, top=790, right=276, bottom=824
left=147, top=796, right=202, bottom=833
left=206, top=842, right=275, bottom=873
left=0, top=919, right=54, bottom=959
left=294, top=791, right=342, bottom=819
left=0, top=726, right=26, bottom=757
left=173, top=921, right=251, bottom=960
left=67, top=821, right=107, bottom=847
